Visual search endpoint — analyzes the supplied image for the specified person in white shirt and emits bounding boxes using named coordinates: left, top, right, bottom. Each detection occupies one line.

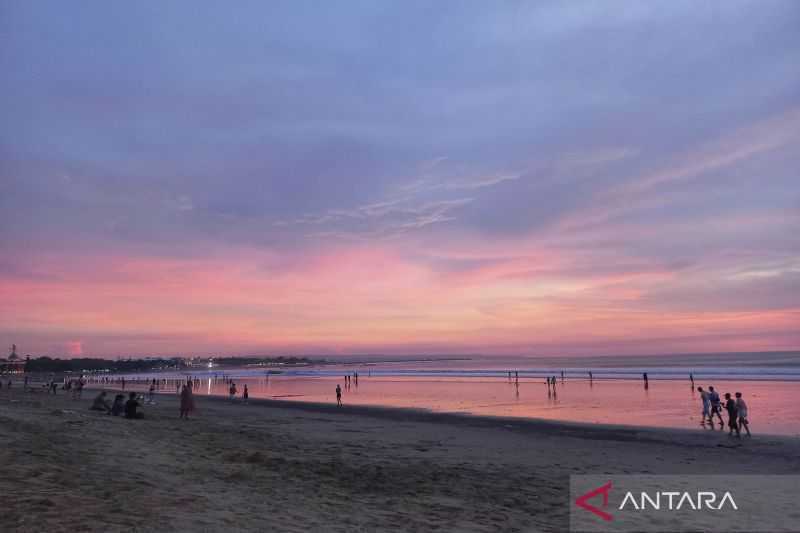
left=735, top=392, right=751, bottom=437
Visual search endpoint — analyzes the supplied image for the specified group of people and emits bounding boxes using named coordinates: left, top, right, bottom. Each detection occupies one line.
left=343, top=372, right=358, bottom=389
left=697, top=386, right=751, bottom=437
left=87, top=378, right=198, bottom=420
left=336, top=372, right=363, bottom=405
left=90, top=390, right=144, bottom=419
left=227, top=382, right=249, bottom=403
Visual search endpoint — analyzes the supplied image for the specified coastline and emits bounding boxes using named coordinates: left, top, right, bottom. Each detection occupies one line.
left=3, top=387, right=800, bottom=532
left=188, top=392, right=800, bottom=446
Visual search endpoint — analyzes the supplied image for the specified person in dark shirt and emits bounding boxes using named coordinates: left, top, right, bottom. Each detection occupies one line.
left=124, top=392, right=144, bottom=419
left=708, top=386, right=724, bottom=427
left=111, top=394, right=125, bottom=416
left=724, top=392, right=739, bottom=437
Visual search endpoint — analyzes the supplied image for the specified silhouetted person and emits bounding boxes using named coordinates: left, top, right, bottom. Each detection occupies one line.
left=180, top=383, right=195, bottom=419
left=336, top=384, right=342, bottom=406
left=124, top=392, right=144, bottom=419
left=708, top=386, right=724, bottom=427
left=111, top=394, right=125, bottom=416
left=690, top=373, right=694, bottom=387
left=724, top=393, right=739, bottom=437
left=643, top=372, right=649, bottom=389
left=243, top=385, right=249, bottom=403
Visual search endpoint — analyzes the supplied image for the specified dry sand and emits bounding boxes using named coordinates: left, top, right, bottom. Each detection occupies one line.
left=2, top=387, right=799, bottom=532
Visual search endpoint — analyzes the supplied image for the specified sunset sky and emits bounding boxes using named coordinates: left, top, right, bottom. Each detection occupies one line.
left=1, top=1, right=799, bottom=358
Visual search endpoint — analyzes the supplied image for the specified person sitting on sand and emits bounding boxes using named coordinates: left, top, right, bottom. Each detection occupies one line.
left=111, top=394, right=126, bottom=416
left=735, top=392, right=751, bottom=437
left=697, top=387, right=711, bottom=426
left=708, top=386, right=724, bottom=427
left=180, top=382, right=195, bottom=419
left=124, top=392, right=144, bottom=419
left=724, top=393, right=739, bottom=437
left=90, top=391, right=112, bottom=413
left=336, top=384, right=342, bottom=406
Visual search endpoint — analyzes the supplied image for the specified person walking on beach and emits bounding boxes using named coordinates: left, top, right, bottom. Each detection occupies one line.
left=735, top=392, right=751, bottom=436
left=690, top=373, right=694, bottom=387
left=229, top=382, right=237, bottom=401
left=698, top=387, right=711, bottom=426
left=180, top=382, right=195, bottom=419
left=643, top=372, right=649, bottom=389
left=724, top=393, right=739, bottom=437
left=243, top=385, right=249, bottom=403
left=336, top=384, right=342, bottom=406
left=708, top=386, right=724, bottom=427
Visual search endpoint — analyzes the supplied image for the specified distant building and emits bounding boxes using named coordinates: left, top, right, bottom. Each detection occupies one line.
left=0, top=344, right=26, bottom=374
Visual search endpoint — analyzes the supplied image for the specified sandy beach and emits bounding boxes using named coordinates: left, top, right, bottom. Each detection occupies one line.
left=2, top=387, right=800, bottom=533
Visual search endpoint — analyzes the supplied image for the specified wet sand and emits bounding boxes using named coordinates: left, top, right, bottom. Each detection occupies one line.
left=2, top=388, right=800, bottom=532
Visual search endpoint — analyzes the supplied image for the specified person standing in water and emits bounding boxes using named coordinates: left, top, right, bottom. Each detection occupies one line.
left=229, top=382, right=237, bottom=401
left=735, top=392, right=751, bottom=436
left=336, top=384, right=342, bottom=406
left=690, top=373, right=695, bottom=387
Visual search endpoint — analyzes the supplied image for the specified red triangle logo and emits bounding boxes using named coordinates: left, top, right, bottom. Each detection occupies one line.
left=575, top=481, right=614, bottom=521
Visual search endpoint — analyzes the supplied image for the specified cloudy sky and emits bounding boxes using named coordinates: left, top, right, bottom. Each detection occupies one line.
left=1, top=1, right=798, bottom=357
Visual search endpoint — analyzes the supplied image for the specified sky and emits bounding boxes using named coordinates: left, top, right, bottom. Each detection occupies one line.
left=1, top=1, right=799, bottom=358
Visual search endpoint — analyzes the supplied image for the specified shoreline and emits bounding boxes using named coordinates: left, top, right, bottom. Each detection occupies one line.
left=3, top=387, right=800, bottom=532
left=87, top=385, right=800, bottom=444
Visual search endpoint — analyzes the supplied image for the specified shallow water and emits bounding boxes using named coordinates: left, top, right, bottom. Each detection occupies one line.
left=98, top=359, right=800, bottom=436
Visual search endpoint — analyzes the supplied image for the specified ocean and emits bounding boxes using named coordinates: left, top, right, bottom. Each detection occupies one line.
left=98, top=352, right=800, bottom=436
